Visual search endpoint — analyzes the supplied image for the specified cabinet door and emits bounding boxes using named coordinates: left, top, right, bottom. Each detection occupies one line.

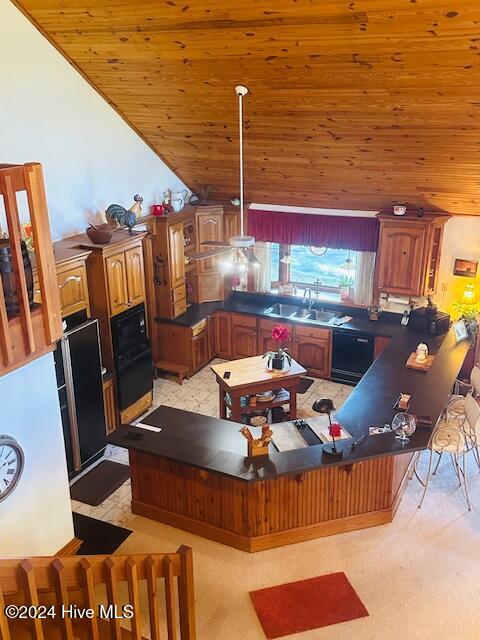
left=105, top=252, right=129, bottom=316
left=224, top=212, right=240, bottom=241
left=374, top=336, right=391, bottom=361
left=293, top=326, right=331, bottom=377
left=125, top=246, right=145, bottom=306
left=376, top=225, right=425, bottom=296
left=215, top=311, right=232, bottom=358
left=197, top=212, right=224, bottom=273
left=103, top=378, right=117, bottom=435
left=257, top=319, right=293, bottom=355
left=192, top=330, right=209, bottom=372
left=232, top=326, right=258, bottom=358
left=168, top=222, right=186, bottom=289
left=57, top=262, right=90, bottom=318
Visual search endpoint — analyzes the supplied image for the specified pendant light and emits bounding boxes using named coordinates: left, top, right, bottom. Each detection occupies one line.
left=229, top=85, right=258, bottom=269
left=341, top=250, right=355, bottom=272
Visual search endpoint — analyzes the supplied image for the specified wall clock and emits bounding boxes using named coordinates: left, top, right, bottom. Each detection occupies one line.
left=0, top=435, right=25, bottom=501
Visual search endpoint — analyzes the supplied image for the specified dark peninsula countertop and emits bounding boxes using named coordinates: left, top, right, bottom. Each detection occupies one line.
left=110, top=320, right=471, bottom=482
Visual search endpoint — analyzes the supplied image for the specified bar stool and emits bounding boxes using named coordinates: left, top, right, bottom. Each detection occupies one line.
left=444, top=364, right=480, bottom=423
left=416, top=423, right=476, bottom=510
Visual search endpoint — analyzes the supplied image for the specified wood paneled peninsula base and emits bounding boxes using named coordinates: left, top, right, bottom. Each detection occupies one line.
left=110, top=406, right=413, bottom=553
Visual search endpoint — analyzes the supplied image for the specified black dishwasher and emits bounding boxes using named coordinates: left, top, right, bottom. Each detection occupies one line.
left=331, top=330, right=375, bottom=385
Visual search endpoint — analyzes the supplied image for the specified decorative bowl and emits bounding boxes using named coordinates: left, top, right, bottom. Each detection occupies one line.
left=86, top=223, right=114, bottom=244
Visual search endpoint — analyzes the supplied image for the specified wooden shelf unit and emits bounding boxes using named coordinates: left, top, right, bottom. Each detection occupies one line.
left=0, top=163, right=63, bottom=377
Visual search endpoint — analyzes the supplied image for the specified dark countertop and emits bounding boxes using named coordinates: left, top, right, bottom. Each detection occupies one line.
left=155, top=291, right=403, bottom=339
left=110, top=322, right=471, bottom=482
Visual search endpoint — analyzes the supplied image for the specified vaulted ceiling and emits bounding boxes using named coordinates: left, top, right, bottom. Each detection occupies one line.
left=12, top=0, right=480, bottom=214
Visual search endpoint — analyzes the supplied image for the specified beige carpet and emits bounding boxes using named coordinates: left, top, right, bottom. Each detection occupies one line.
left=117, top=452, right=480, bottom=640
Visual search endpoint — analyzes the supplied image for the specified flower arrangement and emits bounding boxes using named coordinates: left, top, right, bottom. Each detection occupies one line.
left=263, top=324, right=292, bottom=370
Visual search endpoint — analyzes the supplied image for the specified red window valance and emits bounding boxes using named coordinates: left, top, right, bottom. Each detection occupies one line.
left=248, top=209, right=379, bottom=252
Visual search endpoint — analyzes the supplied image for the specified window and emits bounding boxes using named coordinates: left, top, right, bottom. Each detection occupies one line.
left=288, top=246, right=355, bottom=289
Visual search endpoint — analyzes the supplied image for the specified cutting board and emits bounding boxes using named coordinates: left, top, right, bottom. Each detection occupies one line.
left=405, top=352, right=435, bottom=371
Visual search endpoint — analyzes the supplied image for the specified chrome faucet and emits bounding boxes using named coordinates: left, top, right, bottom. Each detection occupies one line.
left=303, top=287, right=314, bottom=309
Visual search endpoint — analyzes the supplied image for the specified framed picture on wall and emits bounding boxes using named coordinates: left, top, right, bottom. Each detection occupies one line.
left=453, top=259, right=478, bottom=278
left=452, top=319, right=469, bottom=343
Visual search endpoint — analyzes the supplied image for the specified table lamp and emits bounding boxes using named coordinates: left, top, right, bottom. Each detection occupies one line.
left=312, top=398, right=343, bottom=458
left=461, top=282, right=477, bottom=305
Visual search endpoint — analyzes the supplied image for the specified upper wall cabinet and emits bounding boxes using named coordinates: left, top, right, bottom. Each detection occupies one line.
left=374, top=212, right=450, bottom=298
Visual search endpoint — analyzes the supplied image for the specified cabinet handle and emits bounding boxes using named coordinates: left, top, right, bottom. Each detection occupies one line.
left=58, top=275, right=81, bottom=289
left=202, top=219, right=218, bottom=225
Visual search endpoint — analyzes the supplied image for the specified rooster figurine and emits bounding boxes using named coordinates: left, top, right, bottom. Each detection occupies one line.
left=105, top=194, right=143, bottom=233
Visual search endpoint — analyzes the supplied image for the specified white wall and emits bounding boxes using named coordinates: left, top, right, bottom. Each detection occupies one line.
left=0, top=0, right=189, bottom=241
left=0, top=1, right=190, bottom=556
left=0, top=354, right=74, bottom=556
left=436, top=216, right=480, bottom=310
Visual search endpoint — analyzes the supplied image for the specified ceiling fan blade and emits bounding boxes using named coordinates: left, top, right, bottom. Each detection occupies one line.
left=190, top=247, right=233, bottom=261
left=200, top=240, right=230, bottom=247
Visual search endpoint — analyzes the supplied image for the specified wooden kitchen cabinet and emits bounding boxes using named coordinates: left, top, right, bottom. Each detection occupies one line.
left=168, top=221, right=186, bottom=289
left=257, top=318, right=293, bottom=355
left=293, top=325, right=332, bottom=378
left=193, top=329, right=210, bottom=372
left=105, top=252, right=130, bottom=315
left=215, top=310, right=232, bottom=358
left=125, top=246, right=146, bottom=307
left=374, top=335, right=392, bottom=360
left=56, top=260, right=90, bottom=318
left=103, top=375, right=117, bottom=435
left=375, top=212, right=449, bottom=298
left=196, top=207, right=224, bottom=273
left=231, top=313, right=258, bottom=359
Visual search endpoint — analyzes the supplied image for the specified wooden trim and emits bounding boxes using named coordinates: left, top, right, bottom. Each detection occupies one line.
left=55, top=537, right=83, bottom=557
left=132, top=500, right=393, bottom=553
left=119, top=390, right=153, bottom=425
left=10, top=1, right=193, bottom=194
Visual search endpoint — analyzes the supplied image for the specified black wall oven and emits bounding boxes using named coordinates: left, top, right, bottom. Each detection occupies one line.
left=111, top=304, right=153, bottom=412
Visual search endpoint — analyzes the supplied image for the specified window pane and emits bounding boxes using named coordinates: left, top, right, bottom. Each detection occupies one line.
left=270, top=243, right=280, bottom=282
left=289, top=246, right=355, bottom=288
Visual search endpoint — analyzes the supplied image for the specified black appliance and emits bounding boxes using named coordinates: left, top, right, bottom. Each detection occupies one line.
left=408, top=307, right=450, bottom=335
left=54, top=317, right=107, bottom=477
left=331, top=330, right=375, bottom=385
left=111, top=304, right=153, bottom=412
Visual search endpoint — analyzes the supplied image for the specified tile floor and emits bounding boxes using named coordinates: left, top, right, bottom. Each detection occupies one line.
left=71, top=360, right=353, bottom=526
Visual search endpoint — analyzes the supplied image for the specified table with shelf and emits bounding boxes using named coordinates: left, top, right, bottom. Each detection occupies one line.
left=211, top=355, right=307, bottom=422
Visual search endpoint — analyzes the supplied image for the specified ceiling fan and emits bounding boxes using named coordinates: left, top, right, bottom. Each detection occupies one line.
left=196, top=85, right=259, bottom=271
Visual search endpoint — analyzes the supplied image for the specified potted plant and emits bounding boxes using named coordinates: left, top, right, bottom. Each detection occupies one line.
left=263, top=324, right=292, bottom=370
left=451, top=301, right=480, bottom=337
left=339, top=275, right=354, bottom=301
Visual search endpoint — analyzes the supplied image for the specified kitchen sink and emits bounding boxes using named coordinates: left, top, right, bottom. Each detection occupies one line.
left=307, top=309, right=339, bottom=322
left=265, top=303, right=340, bottom=324
left=265, top=303, right=302, bottom=317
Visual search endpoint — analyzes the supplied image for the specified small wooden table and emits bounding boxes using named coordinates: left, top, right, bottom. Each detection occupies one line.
left=211, top=356, right=307, bottom=422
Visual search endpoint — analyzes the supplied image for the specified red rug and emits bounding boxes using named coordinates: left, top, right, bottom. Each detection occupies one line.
left=249, top=572, right=369, bottom=638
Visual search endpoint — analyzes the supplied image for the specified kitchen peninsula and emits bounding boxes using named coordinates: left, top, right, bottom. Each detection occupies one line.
left=111, top=321, right=471, bottom=551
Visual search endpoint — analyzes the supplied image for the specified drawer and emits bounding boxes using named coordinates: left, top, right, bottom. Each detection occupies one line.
left=231, top=313, right=257, bottom=328
left=294, top=324, right=331, bottom=340
left=56, top=261, right=90, bottom=318
left=192, top=319, right=207, bottom=337
left=173, top=297, right=187, bottom=318
left=172, top=285, right=186, bottom=304
left=119, top=391, right=152, bottom=425
left=258, top=317, right=292, bottom=331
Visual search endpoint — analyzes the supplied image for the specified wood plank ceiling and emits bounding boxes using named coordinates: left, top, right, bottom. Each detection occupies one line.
left=12, top=0, right=480, bottom=214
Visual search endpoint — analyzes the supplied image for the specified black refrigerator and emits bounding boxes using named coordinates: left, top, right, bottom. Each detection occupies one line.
left=54, top=317, right=107, bottom=477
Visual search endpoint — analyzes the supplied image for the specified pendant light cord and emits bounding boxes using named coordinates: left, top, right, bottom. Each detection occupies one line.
left=238, top=90, right=244, bottom=237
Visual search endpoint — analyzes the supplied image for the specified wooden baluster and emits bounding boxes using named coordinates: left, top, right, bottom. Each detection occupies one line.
left=0, top=584, right=11, bottom=640
left=0, top=173, right=35, bottom=355
left=163, top=556, right=178, bottom=640
left=0, top=276, right=13, bottom=367
left=19, top=559, right=44, bottom=640
left=126, top=557, right=142, bottom=640
left=23, top=163, right=63, bottom=344
left=51, top=559, right=74, bottom=640
left=104, top=558, right=122, bottom=640
left=145, top=556, right=162, bottom=640
left=79, top=558, right=99, bottom=640
left=177, top=547, right=196, bottom=640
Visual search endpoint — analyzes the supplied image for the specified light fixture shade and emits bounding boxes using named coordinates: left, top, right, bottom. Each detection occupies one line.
left=461, top=282, right=477, bottom=305
left=341, top=257, right=355, bottom=272
left=230, top=234, right=255, bottom=249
